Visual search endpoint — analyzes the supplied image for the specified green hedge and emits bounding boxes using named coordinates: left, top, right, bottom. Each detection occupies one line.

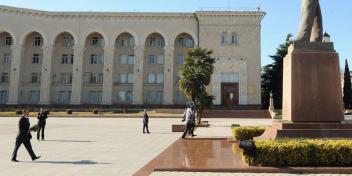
left=244, top=139, right=352, bottom=166
left=232, top=126, right=265, bottom=140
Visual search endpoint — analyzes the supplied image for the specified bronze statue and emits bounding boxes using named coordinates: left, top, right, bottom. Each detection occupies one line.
left=296, top=0, right=323, bottom=42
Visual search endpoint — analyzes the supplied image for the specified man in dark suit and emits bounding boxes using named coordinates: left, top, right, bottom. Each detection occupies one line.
left=37, top=107, right=48, bottom=141
left=11, top=109, right=41, bottom=162
left=143, top=109, right=150, bottom=134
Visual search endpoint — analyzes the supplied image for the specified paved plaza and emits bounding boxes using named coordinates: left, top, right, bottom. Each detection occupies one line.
left=0, top=117, right=351, bottom=176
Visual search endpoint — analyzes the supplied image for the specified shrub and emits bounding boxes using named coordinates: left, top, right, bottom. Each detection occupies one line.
left=244, top=139, right=352, bottom=166
left=15, top=110, right=22, bottom=115
left=232, top=126, right=265, bottom=140
left=66, top=109, right=73, bottom=114
left=93, top=109, right=99, bottom=114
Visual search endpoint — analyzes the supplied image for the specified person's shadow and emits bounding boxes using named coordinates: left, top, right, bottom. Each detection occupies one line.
left=31, top=160, right=111, bottom=165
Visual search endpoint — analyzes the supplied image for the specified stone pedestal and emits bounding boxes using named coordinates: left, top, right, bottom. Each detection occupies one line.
left=260, top=42, right=349, bottom=139
left=260, top=121, right=352, bottom=139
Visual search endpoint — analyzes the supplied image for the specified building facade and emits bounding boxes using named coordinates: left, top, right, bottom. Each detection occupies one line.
left=0, top=5, right=264, bottom=106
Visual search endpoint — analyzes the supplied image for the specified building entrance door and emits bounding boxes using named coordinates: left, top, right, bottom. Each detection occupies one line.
left=221, top=83, right=239, bottom=106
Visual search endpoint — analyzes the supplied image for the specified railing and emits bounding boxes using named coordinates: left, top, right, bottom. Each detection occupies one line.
left=199, top=7, right=261, bottom=12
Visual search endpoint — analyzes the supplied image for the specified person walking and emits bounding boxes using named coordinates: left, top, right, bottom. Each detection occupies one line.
left=181, top=106, right=193, bottom=139
left=143, top=109, right=150, bottom=134
left=37, top=107, right=48, bottom=141
left=188, top=107, right=197, bottom=137
left=11, top=109, right=41, bottom=162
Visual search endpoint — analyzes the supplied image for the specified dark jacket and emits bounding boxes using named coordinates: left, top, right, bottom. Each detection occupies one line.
left=143, top=113, right=149, bottom=123
left=37, top=112, right=48, bottom=125
left=16, top=116, right=31, bottom=140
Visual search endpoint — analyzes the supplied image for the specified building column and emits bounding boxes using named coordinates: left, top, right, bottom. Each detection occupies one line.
left=163, top=46, right=174, bottom=105
left=71, top=45, right=84, bottom=105
left=7, top=45, right=23, bottom=104
left=102, top=45, right=114, bottom=105
left=132, top=45, right=144, bottom=105
left=239, top=59, right=248, bottom=105
left=39, top=45, right=53, bottom=104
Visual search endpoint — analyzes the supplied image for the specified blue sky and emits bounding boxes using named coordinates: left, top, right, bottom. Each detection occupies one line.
left=0, top=0, right=351, bottom=68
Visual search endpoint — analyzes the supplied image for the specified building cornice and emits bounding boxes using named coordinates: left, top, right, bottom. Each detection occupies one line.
left=0, top=5, right=264, bottom=21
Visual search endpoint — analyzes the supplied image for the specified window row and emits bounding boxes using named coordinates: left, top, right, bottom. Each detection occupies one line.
left=1, top=53, right=186, bottom=66
left=147, top=73, right=164, bottom=84
left=221, top=32, right=239, bottom=45
left=84, top=73, right=104, bottom=84
left=56, top=73, right=73, bottom=84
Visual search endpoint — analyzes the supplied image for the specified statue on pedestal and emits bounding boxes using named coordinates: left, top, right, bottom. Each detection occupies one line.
left=296, top=0, right=323, bottom=42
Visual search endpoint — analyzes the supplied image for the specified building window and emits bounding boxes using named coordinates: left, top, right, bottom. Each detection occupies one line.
left=148, top=73, right=156, bottom=84
left=70, top=54, right=74, bottom=64
left=89, top=73, right=103, bottom=84
left=1, top=73, right=8, bottom=83
left=88, top=91, right=102, bottom=104
left=119, top=73, right=134, bottom=84
left=149, top=55, right=163, bottom=64
left=90, top=54, right=104, bottom=64
left=120, top=55, right=127, bottom=64
left=147, top=73, right=163, bottom=84
left=32, top=54, right=40, bottom=64
left=144, top=92, right=163, bottom=104
left=63, top=36, right=74, bottom=48
left=58, top=91, right=71, bottom=104
left=177, top=54, right=184, bottom=64
left=29, top=91, right=40, bottom=104
left=0, top=91, right=8, bottom=103
left=157, top=55, right=164, bottom=64
left=5, top=36, right=12, bottom=46
left=157, top=73, right=164, bottom=84
left=148, top=37, right=165, bottom=48
left=33, top=37, right=42, bottom=47
left=61, top=54, right=73, bottom=64
left=231, top=33, right=239, bottom=45
left=177, top=38, right=185, bottom=47
left=61, top=54, right=69, bottom=64
left=120, top=38, right=134, bottom=48
left=59, top=73, right=72, bottom=84
left=221, top=32, right=228, bottom=45
left=31, top=73, right=41, bottom=83
left=149, top=55, right=157, bottom=64
left=118, top=91, right=133, bottom=103
left=129, top=38, right=135, bottom=47
left=121, top=40, right=128, bottom=48
left=3, top=53, right=11, bottom=64
left=119, top=74, right=127, bottom=83
left=92, top=37, right=104, bottom=47
left=185, top=38, right=194, bottom=48
left=127, top=55, right=134, bottom=64
left=221, top=73, right=239, bottom=83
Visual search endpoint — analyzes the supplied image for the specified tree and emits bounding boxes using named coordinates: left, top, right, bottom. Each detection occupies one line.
left=261, top=34, right=293, bottom=109
left=179, top=48, right=215, bottom=124
left=343, top=59, right=352, bottom=109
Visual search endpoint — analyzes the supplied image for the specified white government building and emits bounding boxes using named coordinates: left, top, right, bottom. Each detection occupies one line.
left=0, top=5, right=264, bottom=106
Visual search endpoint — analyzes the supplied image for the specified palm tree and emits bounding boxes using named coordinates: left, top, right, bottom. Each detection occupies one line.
left=179, top=48, right=215, bottom=124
